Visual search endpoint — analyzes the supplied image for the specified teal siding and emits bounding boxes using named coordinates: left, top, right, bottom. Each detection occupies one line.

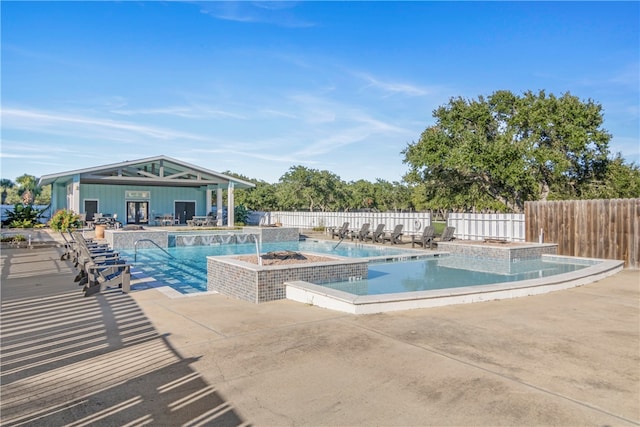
left=51, top=183, right=67, bottom=213
left=79, top=184, right=211, bottom=221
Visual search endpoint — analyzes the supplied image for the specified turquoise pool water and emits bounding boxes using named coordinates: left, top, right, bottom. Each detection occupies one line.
left=122, top=240, right=413, bottom=293
left=320, top=256, right=591, bottom=296
left=123, top=240, right=592, bottom=296
left=166, top=239, right=411, bottom=259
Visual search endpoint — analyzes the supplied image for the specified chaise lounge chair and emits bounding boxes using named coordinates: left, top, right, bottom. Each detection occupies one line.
left=412, top=225, right=436, bottom=248
left=350, top=223, right=370, bottom=241
left=365, top=224, right=386, bottom=243
left=330, top=222, right=350, bottom=239
left=382, top=224, right=404, bottom=244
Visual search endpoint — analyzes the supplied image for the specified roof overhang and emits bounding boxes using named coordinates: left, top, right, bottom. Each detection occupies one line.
left=38, top=155, right=255, bottom=189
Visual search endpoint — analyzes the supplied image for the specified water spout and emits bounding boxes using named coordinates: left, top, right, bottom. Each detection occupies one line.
left=182, top=235, right=196, bottom=246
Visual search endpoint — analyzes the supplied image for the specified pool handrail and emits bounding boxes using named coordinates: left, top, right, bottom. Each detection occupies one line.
left=134, top=239, right=176, bottom=263
left=250, top=233, right=262, bottom=266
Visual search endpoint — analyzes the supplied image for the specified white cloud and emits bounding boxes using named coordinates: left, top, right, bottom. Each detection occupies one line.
left=353, top=72, right=432, bottom=97
left=190, top=147, right=311, bottom=165
left=2, top=107, right=207, bottom=141
left=197, top=2, right=315, bottom=28
left=259, top=109, right=298, bottom=119
left=111, top=105, right=246, bottom=120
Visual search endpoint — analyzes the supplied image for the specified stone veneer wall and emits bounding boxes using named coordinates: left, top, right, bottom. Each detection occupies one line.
left=208, top=255, right=368, bottom=303
left=105, top=229, right=169, bottom=249
left=437, top=242, right=557, bottom=261
left=242, top=226, right=299, bottom=243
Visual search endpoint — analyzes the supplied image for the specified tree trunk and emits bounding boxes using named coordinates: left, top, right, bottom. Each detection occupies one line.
left=539, top=182, right=550, bottom=201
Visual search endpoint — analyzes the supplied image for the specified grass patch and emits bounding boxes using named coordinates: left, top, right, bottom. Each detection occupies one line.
left=432, top=221, right=447, bottom=235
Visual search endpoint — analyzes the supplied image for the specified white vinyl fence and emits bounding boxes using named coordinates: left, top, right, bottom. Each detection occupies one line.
left=251, top=211, right=526, bottom=242
left=447, top=213, right=525, bottom=242
left=253, top=211, right=431, bottom=236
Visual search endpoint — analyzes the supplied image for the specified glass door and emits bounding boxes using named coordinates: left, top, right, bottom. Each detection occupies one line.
left=127, top=201, right=149, bottom=224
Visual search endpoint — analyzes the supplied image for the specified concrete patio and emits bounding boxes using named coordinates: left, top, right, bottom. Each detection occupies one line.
left=1, top=238, right=639, bottom=426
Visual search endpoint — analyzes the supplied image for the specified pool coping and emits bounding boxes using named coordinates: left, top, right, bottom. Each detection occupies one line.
left=285, top=255, right=625, bottom=314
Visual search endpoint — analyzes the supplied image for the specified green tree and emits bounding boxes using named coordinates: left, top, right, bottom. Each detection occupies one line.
left=240, top=181, right=279, bottom=211
left=373, top=179, right=413, bottom=211
left=581, top=154, right=640, bottom=199
left=0, top=179, right=15, bottom=205
left=216, top=172, right=279, bottom=212
left=276, top=166, right=346, bottom=211
left=403, top=90, right=612, bottom=212
left=34, top=184, right=51, bottom=205
left=15, top=174, right=41, bottom=205
left=346, top=180, right=377, bottom=210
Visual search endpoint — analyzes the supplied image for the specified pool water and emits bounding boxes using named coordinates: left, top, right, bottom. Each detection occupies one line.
left=166, top=239, right=410, bottom=259
left=319, top=256, right=591, bottom=296
left=122, top=240, right=412, bottom=293
left=123, top=240, right=592, bottom=296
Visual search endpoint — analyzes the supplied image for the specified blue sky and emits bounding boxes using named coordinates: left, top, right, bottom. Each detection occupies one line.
left=2, top=1, right=638, bottom=184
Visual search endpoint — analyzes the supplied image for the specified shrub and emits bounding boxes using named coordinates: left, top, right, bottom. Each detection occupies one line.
left=234, top=204, right=250, bottom=225
left=2, top=204, right=44, bottom=228
left=0, top=234, right=26, bottom=243
left=49, top=209, right=82, bottom=232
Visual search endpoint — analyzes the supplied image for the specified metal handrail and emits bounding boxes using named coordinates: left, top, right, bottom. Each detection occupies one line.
left=333, top=236, right=344, bottom=251
left=250, top=234, right=262, bottom=266
left=134, top=239, right=175, bottom=262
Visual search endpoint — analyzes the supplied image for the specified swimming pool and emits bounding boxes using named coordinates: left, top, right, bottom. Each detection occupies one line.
left=320, top=256, right=594, bottom=296
left=287, top=254, right=622, bottom=314
left=123, top=240, right=414, bottom=293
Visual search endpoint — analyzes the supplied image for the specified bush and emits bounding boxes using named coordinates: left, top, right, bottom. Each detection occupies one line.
left=234, top=205, right=250, bottom=225
left=0, top=234, right=26, bottom=243
left=2, top=204, right=44, bottom=228
left=49, top=209, right=82, bottom=232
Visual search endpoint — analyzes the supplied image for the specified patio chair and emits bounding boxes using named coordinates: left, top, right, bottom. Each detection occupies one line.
left=412, top=225, right=436, bottom=248
left=350, top=223, right=370, bottom=241
left=162, top=214, right=174, bottom=226
left=365, top=224, right=386, bottom=243
left=382, top=224, right=404, bottom=244
left=330, top=222, right=350, bottom=239
left=439, top=226, right=456, bottom=242
left=74, top=239, right=121, bottom=285
left=63, top=231, right=109, bottom=264
left=204, top=212, right=216, bottom=226
left=83, top=260, right=131, bottom=296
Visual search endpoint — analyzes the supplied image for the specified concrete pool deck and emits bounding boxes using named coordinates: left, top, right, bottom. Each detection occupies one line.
left=1, top=241, right=639, bottom=426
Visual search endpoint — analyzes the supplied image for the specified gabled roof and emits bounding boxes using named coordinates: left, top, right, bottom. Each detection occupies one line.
left=38, top=155, right=255, bottom=189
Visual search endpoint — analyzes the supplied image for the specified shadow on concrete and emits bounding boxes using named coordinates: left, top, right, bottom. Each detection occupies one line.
left=1, top=248, right=249, bottom=427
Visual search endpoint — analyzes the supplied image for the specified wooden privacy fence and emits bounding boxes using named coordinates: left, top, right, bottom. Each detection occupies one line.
left=525, top=199, right=640, bottom=268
